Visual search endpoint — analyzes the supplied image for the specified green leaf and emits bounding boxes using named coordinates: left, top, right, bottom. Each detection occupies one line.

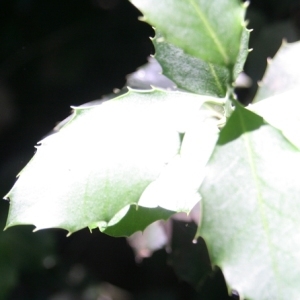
left=138, top=105, right=220, bottom=213
left=4, top=89, right=212, bottom=235
left=198, top=104, right=300, bottom=300
left=254, top=41, right=300, bottom=102
left=103, top=205, right=174, bottom=237
left=250, top=87, right=300, bottom=149
left=131, top=0, right=247, bottom=68
left=153, top=32, right=230, bottom=97
left=233, top=26, right=251, bottom=81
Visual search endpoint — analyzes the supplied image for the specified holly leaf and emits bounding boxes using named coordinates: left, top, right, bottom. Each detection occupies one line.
left=102, top=205, right=174, bottom=237
left=138, top=105, right=220, bottom=213
left=153, top=32, right=230, bottom=97
left=198, top=104, right=300, bottom=300
left=4, top=89, right=214, bottom=235
left=254, top=41, right=300, bottom=102
left=250, top=87, right=300, bottom=149
left=233, top=26, right=251, bottom=81
left=131, top=0, right=247, bottom=68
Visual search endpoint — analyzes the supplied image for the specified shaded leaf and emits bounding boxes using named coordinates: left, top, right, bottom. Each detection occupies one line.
left=170, top=221, right=212, bottom=289
left=131, top=0, right=247, bottom=68
left=153, top=32, right=230, bottom=97
left=254, top=41, right=300, bottom=102
left=198, top=104, right=300, bottom=300
left=103, top=205, right=174, bottom=237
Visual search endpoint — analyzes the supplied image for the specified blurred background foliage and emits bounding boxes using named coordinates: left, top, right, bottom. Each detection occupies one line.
left=0, top=0, right=299, bottom=299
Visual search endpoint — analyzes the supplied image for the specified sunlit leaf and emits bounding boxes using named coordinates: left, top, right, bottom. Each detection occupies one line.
left=254, top=41, right=300, bottom=102
left=250, top=87, right=300, bottom=149
left=198, top=104, right=300, bottom=300
left=139, top=107, right=220, bottom=212
left=5, top=89, right=212, bottom=235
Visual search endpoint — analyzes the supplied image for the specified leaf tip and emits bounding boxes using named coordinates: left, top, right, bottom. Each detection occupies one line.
left=243, top=1, right=250, bottom=9
left=126, top=86, right=153, bottom=93
left=230, top=290, right=241, bottom=300
left=267, top=57, right=273, bottom=65
left=137, top=15, right=152, bottom=27
left=155, top=36, right=165, bottom=43
left=137, top=15, right=145, bottom=22
left=243, top=20, right=249, bottom=27
left=194, top=229, right=201, bottom=241
left=3, top=193, right=10, bottom=202
left=282, top=38, right=288, bottom=45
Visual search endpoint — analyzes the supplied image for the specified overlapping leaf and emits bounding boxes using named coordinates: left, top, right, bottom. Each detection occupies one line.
left=198, top=104, right=300, bottom=300
left=131, top=0, right=247, bottom=68
left=250, top=87, right=300, bottom=149
left=138, top=106, right=220, bottom=212
left=5, top=89, right=220, bottom=235
left=153, top=32, right=230, bottom=97
left=102, top=205, right=174, bottom=237
left=233, top=27, right=251, bottom=81
left=254, top=41, right=300, bottom=102
left=134, top=0, right=249, bottom=97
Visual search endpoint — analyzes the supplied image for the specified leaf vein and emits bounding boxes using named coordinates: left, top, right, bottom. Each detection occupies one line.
left=238, top=109, right=280, bottom=297
left=208, top=63, right=226, bottom=95
left=189, top=0, right=229, bottom=64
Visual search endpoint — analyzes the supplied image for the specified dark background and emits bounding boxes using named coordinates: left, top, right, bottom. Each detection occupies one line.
left=0, top=0, right=299, bottom=299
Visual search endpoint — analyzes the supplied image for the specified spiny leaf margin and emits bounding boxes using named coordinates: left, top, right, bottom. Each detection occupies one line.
left=131, top=0, right=248, bottom=68
left=4, top=88, right=212, bottom=235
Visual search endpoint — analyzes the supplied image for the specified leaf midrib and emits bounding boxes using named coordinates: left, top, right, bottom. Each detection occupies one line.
left=238, top=109, right=281, bottom=298
left=208, top=63, right=226, bottom=95
left=188, top=0, right=229, bottom=65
